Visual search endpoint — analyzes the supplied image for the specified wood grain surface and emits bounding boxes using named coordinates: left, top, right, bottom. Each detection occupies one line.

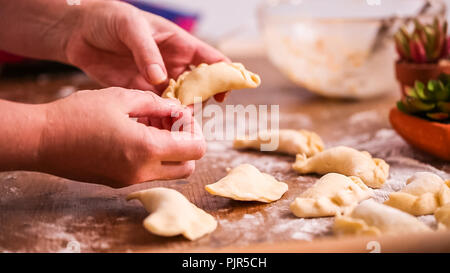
left=0, top=57, right=449, bottom=253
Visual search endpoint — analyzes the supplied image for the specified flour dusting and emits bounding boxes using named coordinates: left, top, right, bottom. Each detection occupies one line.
left=205, top=127, right=447, bottom=244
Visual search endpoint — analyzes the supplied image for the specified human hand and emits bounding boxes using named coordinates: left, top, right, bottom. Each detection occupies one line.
left=64, top=0, right=229, bottom=102
left=37, top=87, right=206, bottom=188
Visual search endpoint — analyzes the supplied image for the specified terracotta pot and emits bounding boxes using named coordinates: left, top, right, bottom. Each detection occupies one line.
left=395, top=60, right=450, bottom=96
left=389, top=107, right=450, bottom=161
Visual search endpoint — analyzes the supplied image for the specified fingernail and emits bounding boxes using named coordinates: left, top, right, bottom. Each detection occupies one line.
left=147, top=64, right=167, bottom=85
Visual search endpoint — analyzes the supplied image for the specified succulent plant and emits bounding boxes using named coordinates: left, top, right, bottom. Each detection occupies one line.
left=395, top=17, right=450, bottom=63
left=397, top=73, right=450, bottom=122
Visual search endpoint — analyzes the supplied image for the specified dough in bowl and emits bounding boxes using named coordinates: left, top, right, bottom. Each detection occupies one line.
left=127, top=187, right=217, bottom=240
left=384, top=172, right=450, bottom=215
left=290, top=173, right=372, bottom=218
left=333, top=199, right=431, bottom=236
left=162, top=62, right=261, bottom=105
left=233, top=129, right=324, bottom=156
left=292, top=146, right=389, bottom=188
left=205, top=164, right=288, bottom=203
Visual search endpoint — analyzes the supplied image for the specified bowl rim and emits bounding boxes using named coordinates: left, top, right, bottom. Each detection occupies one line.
left=258, top=0, right=446, bottom=24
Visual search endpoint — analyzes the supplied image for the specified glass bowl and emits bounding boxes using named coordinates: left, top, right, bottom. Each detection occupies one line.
left=259, top=0, right=446, bottom=99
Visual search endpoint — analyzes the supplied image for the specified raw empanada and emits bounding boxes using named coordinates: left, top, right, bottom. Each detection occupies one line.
left=384, top=172, right=450, bottom=215
left=333, top=200, right=431, bottom=236
left=292, top=146, right=389, bottom=188
left=127, top=187, right=217, bottom=240
left=435, top=203, right=450, bottom=229
left=205, top=164, right=288, bottom=203
left=233, top=129, right=324, bottom=156
left=290, top=173, right=372, bottom=218
left=162, top=62, right=261, bottom=105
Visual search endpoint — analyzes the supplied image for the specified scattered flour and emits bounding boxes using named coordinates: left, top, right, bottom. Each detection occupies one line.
left=0, top=215, right=114, bottom=253
left=348, top=110, right=380, bottom=125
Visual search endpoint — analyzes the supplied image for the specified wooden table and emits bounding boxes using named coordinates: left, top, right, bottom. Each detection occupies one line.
left=1, top=57, right=449, bottom=253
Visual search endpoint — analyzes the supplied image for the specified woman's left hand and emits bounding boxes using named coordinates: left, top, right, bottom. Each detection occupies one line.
left=64, top=0, right=229, bottom=101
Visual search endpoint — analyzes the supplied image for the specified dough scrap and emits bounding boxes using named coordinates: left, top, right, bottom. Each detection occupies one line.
left=384, top=172, right=450, bottom=215
left=127, top=187, right=217, bottom=240
left=290, top=173, right=372, bottom=218
left=333, top=199, right=431, bottom=236
left=162, top=62, right=261, bottom=105
left=435, top=203, right=450, bottom=229
left=205, top=164, right=288, bottom=203
left=233, top=129, right=324, bottom=156
left=292, top=146, right=389, bottom=188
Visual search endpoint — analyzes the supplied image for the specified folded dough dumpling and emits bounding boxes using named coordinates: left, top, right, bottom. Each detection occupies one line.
left=292, top=146, right=389, bottom=188
left=205, top=164, right=288, bottom=203
left=333, top=200, right=431, bottom=236
left=384, top=172, right=450, bottom=215
left=290, top=173, right=372, bottom=218
left=162, top=62, right=261, bottom=105
left=127, top=187, right=217, bottom=240
left=233, top=129, right=324, bottom=156
left=435, top=203, right=450, bottom=229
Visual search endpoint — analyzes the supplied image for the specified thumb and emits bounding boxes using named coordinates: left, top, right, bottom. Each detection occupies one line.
left=118, top=16, right=168, bottom=85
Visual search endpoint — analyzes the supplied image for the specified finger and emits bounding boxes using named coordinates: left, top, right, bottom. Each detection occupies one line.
left=137, top=117, right=150, bottom=126
left=192, top=40, right=231, bottom=66
left=147, top=124, right=205, bottom=161
left=155, top=161, right=195, bottom=180
left=128, top=73, right=156, bottom=91
left=162, top=116, right=173, bottom=131
left=123, top=90, right=183, bottom=118
left=149, top=117, right=162, bottom=129
left=117, top=15, right=168, bottom=85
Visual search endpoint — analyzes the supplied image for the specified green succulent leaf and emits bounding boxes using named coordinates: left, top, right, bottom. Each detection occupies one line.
left=404, top=96, right=435, bottom=113
left=435, top=84, right=450, bottom=101
left=414, top=80, right=431, bottom=100
left=397, top=100, right=409, bottom=113
left=405, top=86, right=418, bottom=98
left=395, top=31, right=411, bottom=59
left=426, top=112, right=449, bottom=120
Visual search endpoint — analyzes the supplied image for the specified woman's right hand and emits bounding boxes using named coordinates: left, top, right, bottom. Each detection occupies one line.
left=37, top=87, right=206, bottom=188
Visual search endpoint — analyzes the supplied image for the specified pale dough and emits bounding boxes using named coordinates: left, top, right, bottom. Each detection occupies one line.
left=384, top=172, right=450, bottom=215
left=127, top=187, right=217, bottom=240
left=435, top=203, right=450, bottom=229
left=290, top=173, right=372, bottom=218
left=333, top=199, right=431, bottom=236
left=162, top=62, right=261, bottom=105
left=233, top=129, right=324, bottom=156
left=205, top=164, right=288, bottom=203
left=292, top=146, right=389, bottom=188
